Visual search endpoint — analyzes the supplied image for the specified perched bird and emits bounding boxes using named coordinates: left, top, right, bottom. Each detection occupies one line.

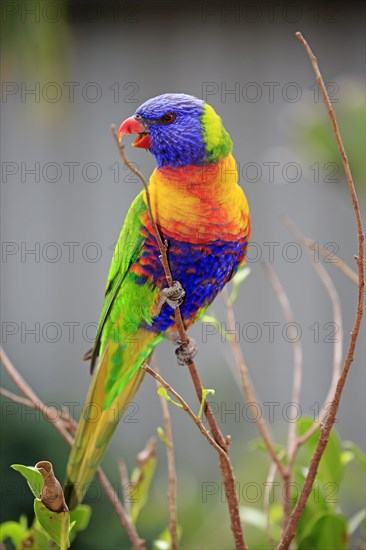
left=65, top=93, right=251, bottom=508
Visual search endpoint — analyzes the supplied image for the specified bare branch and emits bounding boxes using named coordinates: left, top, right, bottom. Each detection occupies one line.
left=262, top=263, right=303, bottom=462
left=142, top=363, right=226, bottom=459
left=284, top=217, right=343, bottom=447
left=111, top=126, right=176, bottom=302
left=0, top=387, right=39, bottom=408
left=277, top=32, right=365, bottom=550
left=154, top=363, right=178, bottom=550
left=118, top=460, right=131, bottom=516
left=0, top=387, right=77, bottom=438
left=264, top=450, right=286, bottom=550
left=294, top=33, right=365, bottom=259
left=222, top=287, right=287, bottom=479
left=261, top=263, right=303, bottom=526
left=0, top=347, right=145, bottom=550
left=303, top=238, right=359, bottom=286
left=96, top=469, right=145, bottom=550
left=1, top=347, right=74, bottom=446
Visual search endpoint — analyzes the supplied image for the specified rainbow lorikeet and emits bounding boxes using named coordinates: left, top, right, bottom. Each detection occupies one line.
left=65, top=93, right=251, bottom=508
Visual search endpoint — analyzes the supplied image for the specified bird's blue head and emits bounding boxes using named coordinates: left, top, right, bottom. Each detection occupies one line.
left=118, top=93, right=233, bottom=168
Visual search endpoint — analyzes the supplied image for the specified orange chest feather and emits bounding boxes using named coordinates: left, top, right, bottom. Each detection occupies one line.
left=145, top=155, right=250, bottom=244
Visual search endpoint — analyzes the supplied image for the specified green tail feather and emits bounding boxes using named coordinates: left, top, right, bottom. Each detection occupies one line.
left=64, top=331, right=160, bottom=509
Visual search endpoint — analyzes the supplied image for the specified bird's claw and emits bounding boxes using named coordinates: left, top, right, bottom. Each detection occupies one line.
left=156, top=280, right=186, bottom=314
left=83, top=348, right=93, bottom=361
left=175, top=338, right=198, bottom=365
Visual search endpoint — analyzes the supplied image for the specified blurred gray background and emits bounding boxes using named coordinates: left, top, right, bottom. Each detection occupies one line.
left=1, top=1, right=365, bottom=548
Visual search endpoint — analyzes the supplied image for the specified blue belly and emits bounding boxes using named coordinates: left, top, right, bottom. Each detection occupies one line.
left=135, top=235, right=249, bottom=332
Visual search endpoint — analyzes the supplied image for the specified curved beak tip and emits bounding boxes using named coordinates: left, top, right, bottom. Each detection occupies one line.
left=117, top=116, right=151, bottom=149
left=118, top=116, right=145, bottom=143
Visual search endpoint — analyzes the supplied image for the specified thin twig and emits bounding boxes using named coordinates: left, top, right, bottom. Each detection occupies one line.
left=118, top=460, right=131, bottom=515
left=261, top=263, right=303, bottom=526
left=0, top=387, right=41, bottom=408
left=0, top=387, right=74, bottom=445
left=111, top=126, right=175, bottom=290
left=303, top=238, right=359, bottom=286
left=113, top=125, right=247, bottom=550
left=0, top=347, right=145, bottom=550
left=1, top=348, right=74, bottom=446
left=284, top=217, right=343, bottom=447
left=294, top=35, right=364, bottom=258
left=264, top=450, right=286, bottom=550
left=277, top=32, right=365, bottom=550
left=96, top=469, right=145, bottom=550
left=182, top=360, right=245, bottom=549
left=1, top=349, right=45, bottom=406
left=222, top=287, right=287, bottom=479
left=0, top=387, right=76, bottom=436
left=264, top=462, right=277, bottom=550
left=142, top=364, right=226, bottom=459
left=154, top=363, right=178, bottom=550
left=186, top=362, right=228, bottom=450
left=111, top=127, right=189, bottom=346
left=262, top=262, right=303, bottom=462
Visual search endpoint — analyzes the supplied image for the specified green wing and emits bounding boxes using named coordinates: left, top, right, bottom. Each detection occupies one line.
left=90, top=191, right=146, bottom=372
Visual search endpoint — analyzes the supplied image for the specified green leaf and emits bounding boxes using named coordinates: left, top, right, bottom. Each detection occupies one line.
left=294, top=465, right=328, bottom=536
left=296, top=417, right=344, bottom=488
left=201, top=313, right=219, bottom=325
left=343, top=441, right=366, bottom=474
left=198, top=388, right=215, bottom=420
left=157, top=426, right=169, bottom=446
left=348, top=508, right=366, bottom=536
left=16, top=525, right=50, bottom=550
left=69, top=504, right=92, bottom=542
left=240, top=507, right=266, bottom=530
left=153, top=526, right=182, bottom=550
left=130, top=438, right=157, bottom=524
left=269, top=503, right=283, bottom=525
left=201, top=313, right=234, bottom=342
left=0, top=521, right=27, bottom=546
left=296, top=81, right=365, bottom=197
left=229, top=267, right=251, bottom=304
left=11, top=464, right=43, bottom=498
left=240, top=506, right=282, bottom=542
left=201, top=313, right=234, bottom=341
left=340, top=450, right=354, bottom=467
left=153, top=540, right=171, bottom=550
left=157, top=387, right=183, bottom=409
left=297, top=511, right=348, bottom=550
left=12, top=462, right=70, bottom=548
left=19, top=516, right=28, bottom=530
left=34, top=499, right=70, bottom=550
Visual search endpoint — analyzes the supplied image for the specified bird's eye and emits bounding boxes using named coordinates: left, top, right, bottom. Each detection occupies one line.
left=161, top=113, right=176, bottom=124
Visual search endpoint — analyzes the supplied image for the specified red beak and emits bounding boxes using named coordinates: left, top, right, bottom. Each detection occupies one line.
left=118, top=116, right=151, bottom=148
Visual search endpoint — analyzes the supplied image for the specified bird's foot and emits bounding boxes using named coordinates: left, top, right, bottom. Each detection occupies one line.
left=156, top=280, right=186, bottom=315
left=175, top=337, right=198, bottom=365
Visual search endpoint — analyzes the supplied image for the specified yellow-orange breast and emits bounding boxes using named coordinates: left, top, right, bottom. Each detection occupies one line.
left=146, top=154, right=250, bottom=244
